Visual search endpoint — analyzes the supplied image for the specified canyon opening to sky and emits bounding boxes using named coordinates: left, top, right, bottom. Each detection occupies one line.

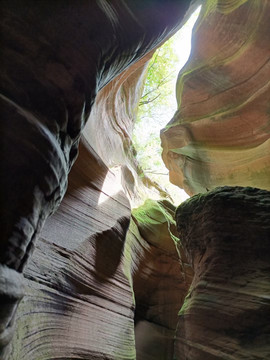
left=132, top=6, right=201, bottom=205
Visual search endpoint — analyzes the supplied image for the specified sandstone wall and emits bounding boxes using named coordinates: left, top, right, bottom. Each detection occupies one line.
left=161, top=0, right=270, bottom=195
left=1, top=0, right=270, bottom=359
left=175, top=186, right=270, bottom=360
left=0, top=1, right=191, bottom=358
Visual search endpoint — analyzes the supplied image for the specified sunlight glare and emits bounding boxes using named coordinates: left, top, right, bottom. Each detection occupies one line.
left=98, top=166, right=122, bottom=205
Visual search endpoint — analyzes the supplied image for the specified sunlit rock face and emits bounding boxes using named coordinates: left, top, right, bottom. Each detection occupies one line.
left=0, top=0, right=188, bottom=272
left=83, top=53, right=152, bottom=169
left=161, top=0, right=270, bottom=196
left=83, top=50, right=174, bottom=206
left=175, top=186, right=270, bottom=360
left=0, top=1, right=192, bottom=358
left=83, top=52, right=156, bottom=205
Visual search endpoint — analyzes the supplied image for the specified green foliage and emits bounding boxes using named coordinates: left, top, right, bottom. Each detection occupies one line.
left=132, top=36, right=179, bottom=182
left=138, top=36, right=179, bottom=122
left=131, top=8, right=201, bottom=205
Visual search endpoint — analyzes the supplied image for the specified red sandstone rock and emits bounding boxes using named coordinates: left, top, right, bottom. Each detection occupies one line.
left=161, top=0, right=270, bottom=195
left=1, top=0, right=270, bottom=359
left=9, top=140, right=134, bottom=359
left=0, top=1, right=190, bottom=358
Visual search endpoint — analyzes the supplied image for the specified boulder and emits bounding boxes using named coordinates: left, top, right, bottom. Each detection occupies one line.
left=175, top=186, right=270, bottom=359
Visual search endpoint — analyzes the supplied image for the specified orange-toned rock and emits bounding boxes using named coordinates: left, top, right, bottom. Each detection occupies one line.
left=161, top=0, right=270, bottom=195
left=3, top=1, right=270, bottom=359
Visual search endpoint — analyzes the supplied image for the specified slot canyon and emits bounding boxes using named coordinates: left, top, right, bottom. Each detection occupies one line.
left=0, top=1, right=270, bottom=359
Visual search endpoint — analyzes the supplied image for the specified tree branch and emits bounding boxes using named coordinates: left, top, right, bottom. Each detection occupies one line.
left=144, top=171, right=169, bottom=175
left=139, top=93, right=161, bottom=105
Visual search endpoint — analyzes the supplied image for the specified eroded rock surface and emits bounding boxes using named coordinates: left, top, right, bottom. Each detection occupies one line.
left=0, top=1, right=191, bottom=357
left=9, top=139, right=135, bottom=359
left=130, top=200, right=192, bottom=360
left=9, top=174, right=190, bottom=359
left=175, top=186, right=270, bottom=360
left=2, top=0, right=270, bottom=359
left=1, top=0, right=189, bottom=271
left=161, top=0, right=270, bottom=195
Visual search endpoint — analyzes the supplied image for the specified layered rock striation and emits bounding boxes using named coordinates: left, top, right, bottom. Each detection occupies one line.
left=8, top=185, right=190, bottom=359
left=8, top=139, right=134, bottom=359
left=0, top=1, right=191, bottom=358
left=175, top=186, right=270, bottom=360
left=1, top=0, right=270, bottom=359
left=1, top=0, right=189, bottom=272
left=161, top=0, right=270, bottom=195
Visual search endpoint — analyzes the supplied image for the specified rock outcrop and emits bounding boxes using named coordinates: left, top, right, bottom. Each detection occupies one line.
left=161, top=0, right=270, bottom=195
left=175, top=186, right=270, bottom=360
left=131, top=200, right=192, bottom=359
left=1, top=0, right=189, bottom=271
left=83, top=51, right=168, bottom=205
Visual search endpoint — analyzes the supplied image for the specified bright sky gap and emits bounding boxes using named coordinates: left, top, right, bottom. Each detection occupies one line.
left=132, top=6, right=201, bottom=205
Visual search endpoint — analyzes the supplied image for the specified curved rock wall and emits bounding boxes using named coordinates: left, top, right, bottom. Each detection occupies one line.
left=0, top=1, right=192, bottom=358
left=161, top=0, right=270, bottom=195
left=175, top=186, right=270, bottom=359
left=0, top=1, right=191, bottom=358
left=9, top=140, right=135, bottom=359
left=83, top=51, right=163, bottom=205
left=8, top=170, right=191, bottom=359
left=2, top=0, right=270, bottom=359
left=1, top=0, right=189, bottom=271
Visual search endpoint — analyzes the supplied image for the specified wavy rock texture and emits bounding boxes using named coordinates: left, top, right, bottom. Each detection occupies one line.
left=175, top=186, right=270, bottom=360
left=9, top=139, right=136, bottom=360
left=83, top=52, right=158, bottom=205
left=161, top=0, right=270, bottom=195
left=83, top=53, right=151, bottom=169
left=2, top=0, right=270, bottom=359
left=0, top=0, right=189, bottom=271
left=8, top=178, right=190, bottom=359
left=0, top=1, right=191, bottom=358
left=83, top=50, right=175, bottom=205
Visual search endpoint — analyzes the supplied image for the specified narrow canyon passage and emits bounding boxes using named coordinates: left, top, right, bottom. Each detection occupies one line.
left=1, top=1, right=270, bottom=360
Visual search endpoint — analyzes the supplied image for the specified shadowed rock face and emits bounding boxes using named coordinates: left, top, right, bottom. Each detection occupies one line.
left=161, top=0, right=270, bottom=195
left=8, top=175, right=190, bottom=359
left=9, top=140, right=135, bottom=359
left=175, top=186, right=270, bottom=360
left=0, top=1, right=191, bottom=358
left=0, top=0, right=189, bottom=271
left=130, top=200, right=192, bottom=360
